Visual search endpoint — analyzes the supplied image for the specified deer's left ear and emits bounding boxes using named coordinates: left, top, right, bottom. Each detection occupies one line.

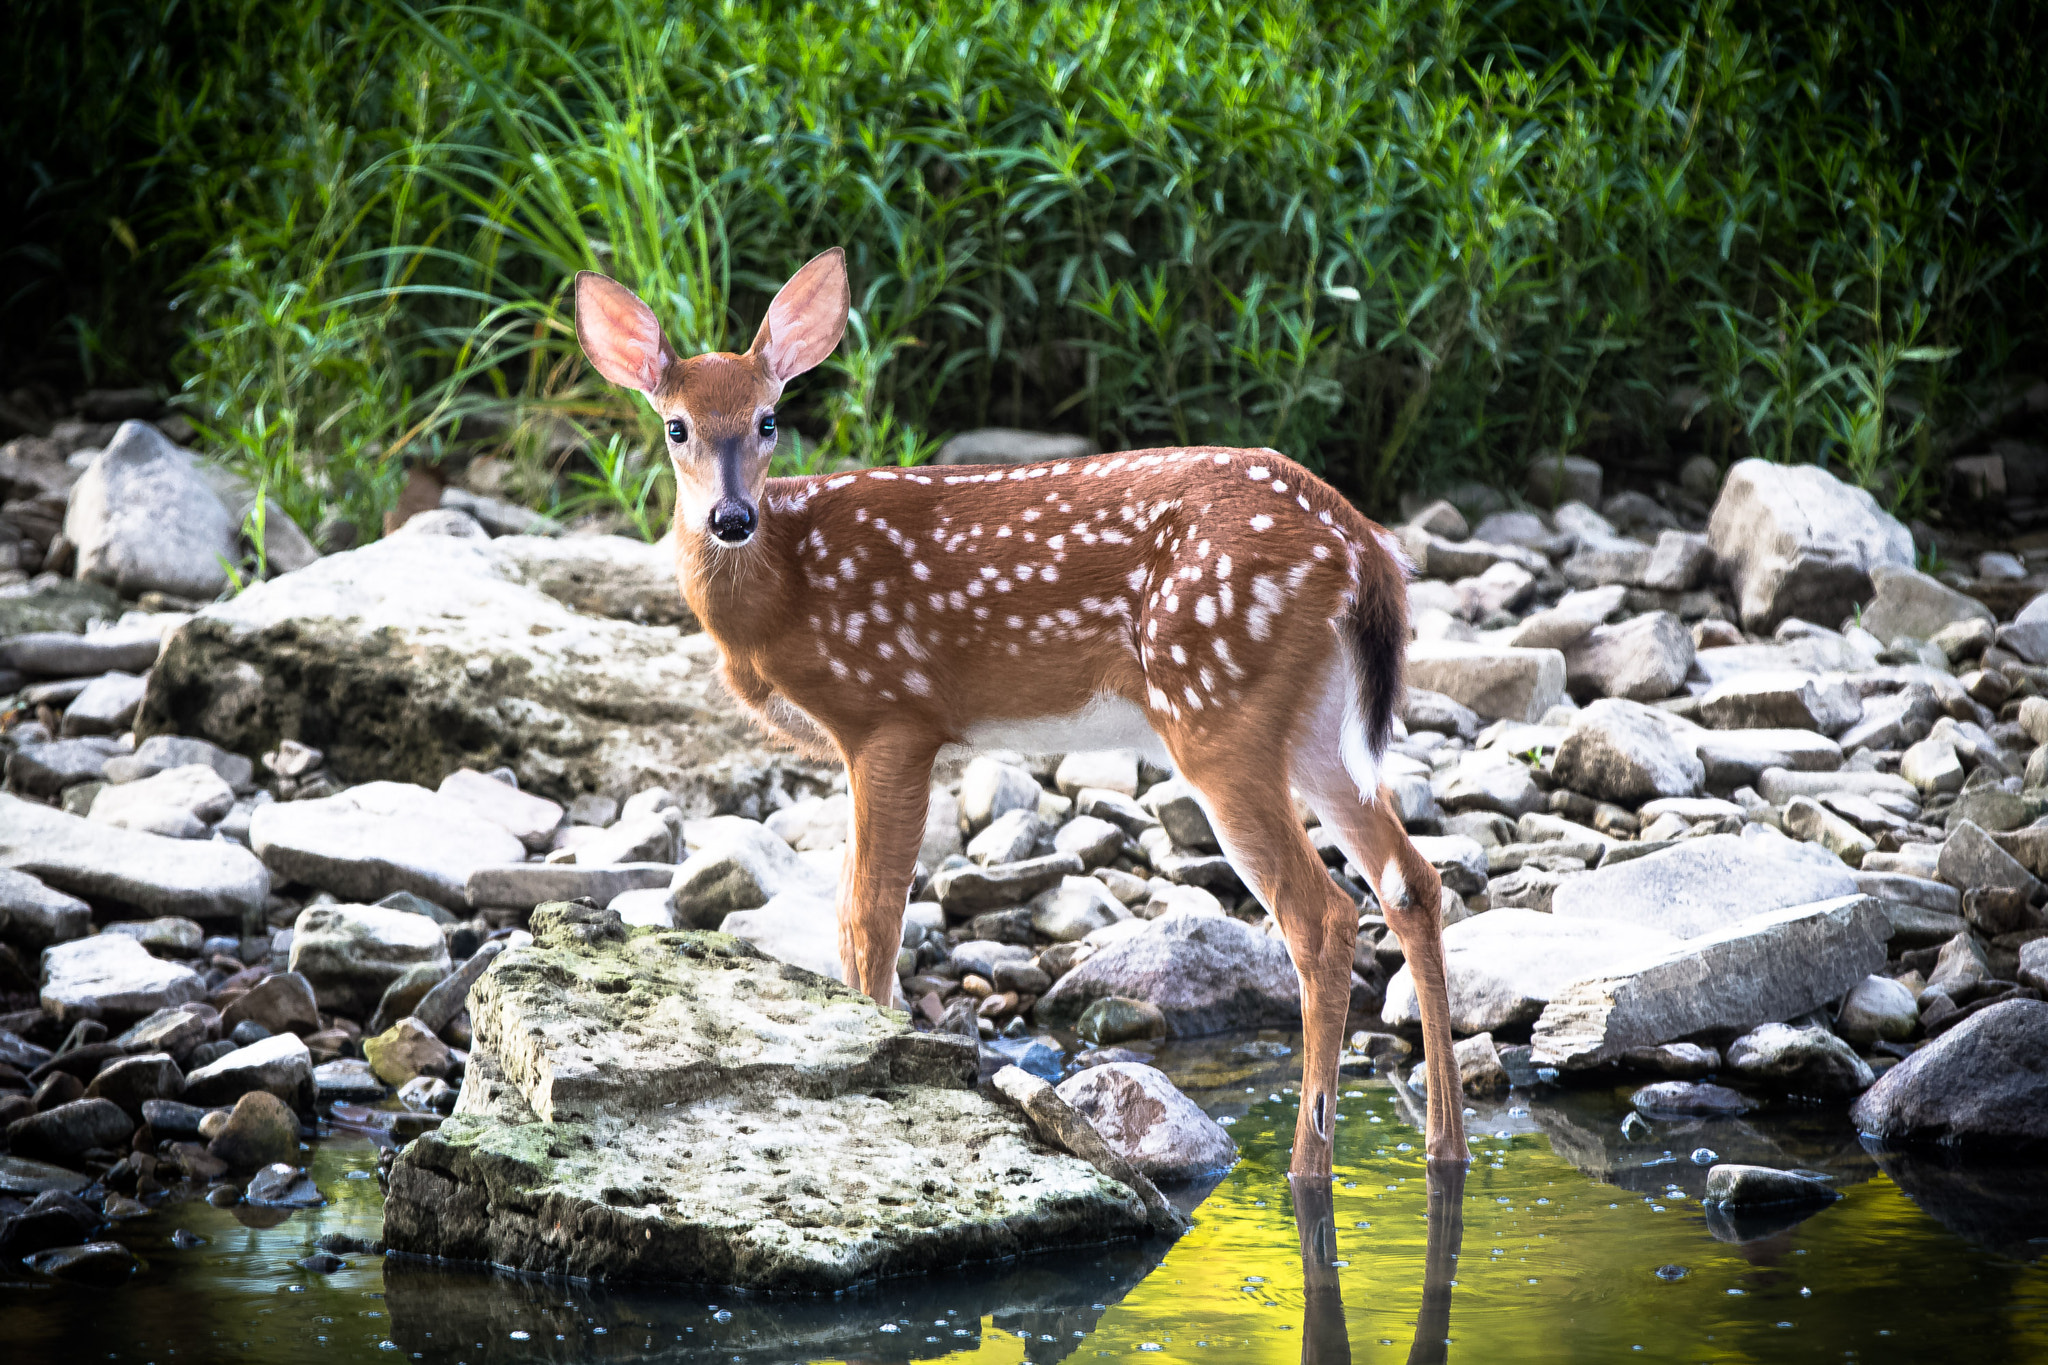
left=749, top=248, right=849, bottom=385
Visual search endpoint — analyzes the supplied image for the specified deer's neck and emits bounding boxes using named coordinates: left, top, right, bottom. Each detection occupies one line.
left=673, top=506, right=800, bottom=662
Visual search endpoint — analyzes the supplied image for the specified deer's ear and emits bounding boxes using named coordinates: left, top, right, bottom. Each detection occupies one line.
left=750, top=248, right=849, bottom=385
left=576, top=271, right=674, bottom=394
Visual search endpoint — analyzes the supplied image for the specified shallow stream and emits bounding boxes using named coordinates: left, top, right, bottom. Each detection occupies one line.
left=6, top=1031, right=2045, bottom=1364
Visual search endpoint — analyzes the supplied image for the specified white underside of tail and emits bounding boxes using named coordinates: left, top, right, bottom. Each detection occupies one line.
left=1328, top=639, right=1383, bottom=803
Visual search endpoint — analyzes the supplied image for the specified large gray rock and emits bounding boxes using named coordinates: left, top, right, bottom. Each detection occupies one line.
left=1858, top=565, right=1994, bottom=645
left=1998, top=592, right=2048, bottom=666
left=287, top=905, right=453, bottom=1017
left=1550, top=834, right=1858, bottom=939
left=0, top=869, right=91, bottom=950
left=1850, top=999, right=2048, bottom=1149
left=470, top=863, right=675, bottom=913
left=63, top=422, right=238, bottom=601
left=1053, top=1063, right=1236, bottom=1184
left=1035, top=912, right=1300, bottom=1036
left=1552, top=699, right=1704, bottom=804
left=1707, top=458, right=1915, bottom=633
left=1532, top=895, right=1888, bottom=1069
left=1562, top=612, right=1694, bottom=702
left=250, top=782, right=526, bottom=910
left=135, top=532, right=807, bottom=807
left=1405, top=641, right=1566, bottom=723
left=384, top=905, right=1148, bottom=1290
left=0, top=794, right=268, bottom=920
left=1382, top=908, right=1679, bottom=1034
left=40, top=935, right=206, bottom=1026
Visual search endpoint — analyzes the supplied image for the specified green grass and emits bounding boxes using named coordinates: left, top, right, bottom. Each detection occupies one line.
left=5, top=0, right=2045, bottom=544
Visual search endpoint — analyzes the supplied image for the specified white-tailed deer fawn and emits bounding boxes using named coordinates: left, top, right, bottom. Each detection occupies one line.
left=575, top=249, right=1467, bottom=1175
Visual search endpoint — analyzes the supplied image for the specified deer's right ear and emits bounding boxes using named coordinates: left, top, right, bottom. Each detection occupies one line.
left=575, top=271, right=674, bottom=395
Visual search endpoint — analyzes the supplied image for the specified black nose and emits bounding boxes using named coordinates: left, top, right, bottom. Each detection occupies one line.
left=709, top=498, right=757, bottom=544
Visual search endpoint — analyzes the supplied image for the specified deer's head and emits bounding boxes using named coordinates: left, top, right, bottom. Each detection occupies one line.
left=574, top=249, right=849, bottom=547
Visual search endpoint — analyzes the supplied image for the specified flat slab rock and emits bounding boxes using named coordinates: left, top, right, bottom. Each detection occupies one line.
left=384, top=903, right=1151, bottom=1291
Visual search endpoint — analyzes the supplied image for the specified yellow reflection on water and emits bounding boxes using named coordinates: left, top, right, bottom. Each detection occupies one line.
left=826, top=1078, right=2048, bottom=1365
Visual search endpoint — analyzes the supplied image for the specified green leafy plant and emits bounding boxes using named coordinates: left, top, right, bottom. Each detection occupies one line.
left=7, top=0, right=2045, bottom=537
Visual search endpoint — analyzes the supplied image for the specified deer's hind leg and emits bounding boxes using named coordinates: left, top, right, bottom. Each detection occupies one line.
left=1165, top=735, right=1363, bottom=1179
left=1290, top=695, right=1468, bottom=1166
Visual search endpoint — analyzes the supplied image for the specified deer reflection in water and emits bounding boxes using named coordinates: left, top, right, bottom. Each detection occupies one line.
left=1294, top=1160, right=1467, bottom=1365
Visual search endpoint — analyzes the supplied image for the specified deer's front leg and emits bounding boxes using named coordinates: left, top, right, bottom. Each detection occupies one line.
left=836, top=727, right=941, bottom=1005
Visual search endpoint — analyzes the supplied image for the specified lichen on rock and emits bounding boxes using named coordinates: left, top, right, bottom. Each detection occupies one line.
left=383, top=902, right=1154, bottom=1291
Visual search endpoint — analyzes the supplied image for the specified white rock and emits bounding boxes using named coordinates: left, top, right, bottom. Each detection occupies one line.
left=967, top=807, right=1040, bottom=866
left=607, top=887, right=676, bottom=929
left=1434, top=751, right=1544, bottom=817
left=39, top=934, right=207, bottom=1025
left=250, top=781, right=526, bottom=910
left=139, top=532, right=793, bottom=808
left=1505, top=586, right=1626, bottom=651
left=1053, top=750, right=1139, bottom=798
left=1407, top=641, right=1566, bottom=723
left=959, top=757, right=1043, bottom=833
left=1707, top=458, right=1914, bottom=633
left=764, top=792, right=851, bottom=851
left=0, top=792, right=269, bottom=920
left=288, top=904, right=452, bottom=1016
left=63, top=421, right=238, bottom=600
left=1549, top=833, right=1858, bottom=939
left=435, top=769, right=564, bottom=852
left=573, top=813, right=678, bottom=866
left=1563, top=612, right=1695, bottom=702
left=88, top=764, right=234, bottom=835
left=1699, top=671, right=1861, bottom=735
left=670, top=816, right=832, bottom=929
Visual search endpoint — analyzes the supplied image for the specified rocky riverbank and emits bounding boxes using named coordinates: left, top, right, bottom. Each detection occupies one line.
left=3, top=418, right=2046, bottom=1288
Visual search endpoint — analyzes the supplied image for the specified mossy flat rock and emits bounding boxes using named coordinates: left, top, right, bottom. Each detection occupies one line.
left=384, top=903, right=1151, bottom=1290
left=0, top=578, right=122, bottom=639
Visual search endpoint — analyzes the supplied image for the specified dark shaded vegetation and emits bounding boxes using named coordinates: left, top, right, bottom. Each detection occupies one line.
left=4, top=0, right=2044, bottom=539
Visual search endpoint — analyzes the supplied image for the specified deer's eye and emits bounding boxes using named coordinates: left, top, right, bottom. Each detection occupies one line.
left=758, top=413, right=777, bottom=439
left=665, top=419, right=687, bottom=443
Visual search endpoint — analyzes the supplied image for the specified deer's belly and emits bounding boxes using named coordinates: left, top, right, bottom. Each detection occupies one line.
left=943, top=690, right=1171, bottom=763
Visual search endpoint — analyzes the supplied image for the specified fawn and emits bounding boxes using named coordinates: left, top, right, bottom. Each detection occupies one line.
left=574, top=249, right=1466, bottom=1175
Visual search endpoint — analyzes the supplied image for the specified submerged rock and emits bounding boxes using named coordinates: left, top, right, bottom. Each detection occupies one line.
left=384, top=902, right=1153, bottom=1291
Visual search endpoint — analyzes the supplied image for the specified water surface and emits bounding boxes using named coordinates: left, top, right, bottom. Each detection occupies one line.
left=5, top=1031, right=2044, bottom=1364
